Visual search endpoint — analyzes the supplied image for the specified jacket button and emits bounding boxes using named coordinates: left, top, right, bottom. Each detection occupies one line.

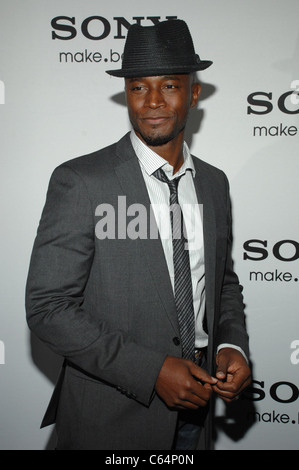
left=173, top=337, right=180, bottom=346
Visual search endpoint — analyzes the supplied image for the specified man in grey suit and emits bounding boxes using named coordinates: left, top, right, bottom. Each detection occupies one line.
left=26, top=20, right=250, bottom=450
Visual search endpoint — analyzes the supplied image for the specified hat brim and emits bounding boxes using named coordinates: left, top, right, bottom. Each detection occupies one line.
left=106, top=61, right=213, bottom=78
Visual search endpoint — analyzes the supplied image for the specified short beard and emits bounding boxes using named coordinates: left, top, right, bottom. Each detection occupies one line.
left=141, top=133, right=174, bottom=147
left=136, top=124, right=186, bottom=147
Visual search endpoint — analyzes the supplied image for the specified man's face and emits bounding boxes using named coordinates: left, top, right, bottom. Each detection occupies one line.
left=125, top=74, right=201, bottom=147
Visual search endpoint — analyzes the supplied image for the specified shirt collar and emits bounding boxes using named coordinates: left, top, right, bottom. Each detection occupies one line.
left=130, top=130, right=196, bottom=179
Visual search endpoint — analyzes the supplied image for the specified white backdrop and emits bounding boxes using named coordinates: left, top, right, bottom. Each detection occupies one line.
left=0, top=0, right=298, bottom=450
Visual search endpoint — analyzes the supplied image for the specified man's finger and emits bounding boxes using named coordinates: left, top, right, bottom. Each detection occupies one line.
left=189, top=362, right=217, bottom=385
left=215, top=355, right=230, bottom=380
left=177, top=381, right=213, bottom=408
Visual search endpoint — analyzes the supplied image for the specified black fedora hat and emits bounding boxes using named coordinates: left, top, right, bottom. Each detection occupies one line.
left=106, top=19, right=212, bottom=78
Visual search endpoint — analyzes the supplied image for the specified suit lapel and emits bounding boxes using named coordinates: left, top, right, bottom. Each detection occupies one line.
left=192, top=157, right=217, bottom=340
left=114, top=134, right=180, bottom=336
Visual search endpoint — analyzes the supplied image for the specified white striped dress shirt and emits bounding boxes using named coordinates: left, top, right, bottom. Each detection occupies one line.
left=130, top=131, right=208, bottom=349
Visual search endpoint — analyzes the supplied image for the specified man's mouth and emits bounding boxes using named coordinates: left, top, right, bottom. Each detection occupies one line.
left=141, top=116, right=171, bottom=125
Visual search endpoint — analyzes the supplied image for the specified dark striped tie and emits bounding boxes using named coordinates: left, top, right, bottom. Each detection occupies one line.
left=153, top=167, right=195, bottom=361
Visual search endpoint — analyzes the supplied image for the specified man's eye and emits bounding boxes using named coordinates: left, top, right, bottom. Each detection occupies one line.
left=164, top=84, right=178, bottom=90
left=131, top=86, right=144, bottom=92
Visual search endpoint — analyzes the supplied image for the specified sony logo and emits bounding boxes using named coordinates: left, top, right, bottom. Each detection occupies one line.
left=243, top=239, right=299, bottom=262
left=51, top=16, right=178, bottom=41
left=247, top=90, right=299, bottom=115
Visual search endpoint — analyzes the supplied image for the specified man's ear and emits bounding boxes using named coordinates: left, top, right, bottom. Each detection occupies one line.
left=190, top=82, right=201, bottom=108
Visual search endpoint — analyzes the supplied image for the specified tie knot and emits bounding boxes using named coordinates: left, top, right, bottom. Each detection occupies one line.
left=152, top=167, right=183, bottom=194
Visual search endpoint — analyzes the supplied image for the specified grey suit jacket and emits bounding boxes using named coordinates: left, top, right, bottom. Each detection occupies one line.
left=26, top=132, right=249, bottom=450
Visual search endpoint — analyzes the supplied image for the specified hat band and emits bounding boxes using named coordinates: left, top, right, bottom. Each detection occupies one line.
left=122, top=53, right=201, bottom=70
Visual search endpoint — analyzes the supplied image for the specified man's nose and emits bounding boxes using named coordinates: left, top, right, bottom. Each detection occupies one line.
left=144, top=89, right=165, bottom=108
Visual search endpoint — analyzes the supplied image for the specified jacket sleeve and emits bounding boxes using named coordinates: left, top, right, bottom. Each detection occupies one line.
left=214, top=173, right=250, bottom=360
left=25, top=164, right=166, bottom=406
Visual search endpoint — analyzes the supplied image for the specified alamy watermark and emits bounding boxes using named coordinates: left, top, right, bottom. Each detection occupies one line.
left=95, top=197, right=203, bottom=250
left=290, top=340, right=299, bottom=365
left=290, top=80, right=299, bottom=105
left=0, top=80, right=5, bottom=104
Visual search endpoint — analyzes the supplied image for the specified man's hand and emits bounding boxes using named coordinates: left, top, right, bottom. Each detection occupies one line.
left=155, top=356, right=217, bottom=410
left=213, top=348, right=251, bottom=402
